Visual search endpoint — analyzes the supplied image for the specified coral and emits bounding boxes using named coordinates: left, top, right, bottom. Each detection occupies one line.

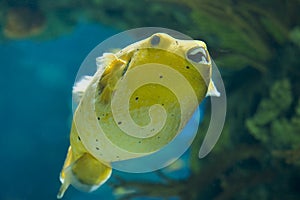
left=0, top=0, right=192, bottom=40
left=3, top=7, right=45, bottom=38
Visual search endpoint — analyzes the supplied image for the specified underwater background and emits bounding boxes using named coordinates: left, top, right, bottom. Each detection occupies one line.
left=0, top=0, right=300, bottom=199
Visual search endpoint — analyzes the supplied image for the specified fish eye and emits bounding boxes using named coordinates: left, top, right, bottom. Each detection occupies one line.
left=150, top=35, right=160, bottom=46
left=186, top=47, right=209, bottom=64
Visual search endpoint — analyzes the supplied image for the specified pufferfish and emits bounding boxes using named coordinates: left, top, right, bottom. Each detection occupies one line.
left=57, top=33, right=220, bottom=198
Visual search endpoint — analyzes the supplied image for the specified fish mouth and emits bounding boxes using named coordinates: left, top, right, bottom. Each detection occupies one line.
left=186, top=46, right=210, bottom=65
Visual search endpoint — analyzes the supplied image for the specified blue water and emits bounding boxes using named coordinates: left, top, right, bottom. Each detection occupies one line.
left=0, top=23, right=204, bottom=200
left=0, top=23, right=117, bottom=200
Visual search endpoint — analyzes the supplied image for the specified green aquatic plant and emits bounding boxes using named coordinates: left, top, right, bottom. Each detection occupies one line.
left=246, top=80, right=300, bottom=165
left=159, top=0, right=300, bottom=72
left=105, top=1, right=300, bottom=199
left=110, top=144, right=270, bottom=200
left=290, top=27, right=300, bottom=47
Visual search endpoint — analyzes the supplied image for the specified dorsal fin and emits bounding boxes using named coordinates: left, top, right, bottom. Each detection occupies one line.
left=72, top=53, right=118, bottom=104
left=96, top=53, right=117, bottom=70
left=72, top=76, right=93, bottom=104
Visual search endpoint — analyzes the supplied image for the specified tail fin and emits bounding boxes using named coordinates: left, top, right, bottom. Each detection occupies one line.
left=57, top=147, right=112, bottom=199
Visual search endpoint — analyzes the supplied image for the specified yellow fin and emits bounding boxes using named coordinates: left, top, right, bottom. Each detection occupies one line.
left=57, top=150, right=112, bottom=199
left=71, top=153, right=112, bottom=192
left=57, top=147, right=73, bottom=199
left=206, top=79, right=220, bottom=97
left=96, top=53, right=117, bottom=70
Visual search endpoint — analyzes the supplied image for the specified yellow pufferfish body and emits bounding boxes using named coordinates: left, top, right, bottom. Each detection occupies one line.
left=57, top=33, right=220, bottom=198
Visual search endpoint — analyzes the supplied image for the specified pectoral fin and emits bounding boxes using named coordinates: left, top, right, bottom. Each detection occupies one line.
left=206, top=79, right=220, bottom=97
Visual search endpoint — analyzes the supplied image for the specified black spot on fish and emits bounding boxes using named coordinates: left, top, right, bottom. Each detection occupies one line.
left=96, top=147, right=99, bottom=150
left=118, top=121, right=122, bottom=125
left=159, top=75, right=163, bottom=78
left=186, top=66, right=190, bottom=69
left=138, top=141, right=141, bottom=143
left=96, top=139, right=98, bottom=142
left=97, top=117, right=100, bottom=120
left=78, top=136, right=81, bottom=141
left=135, top=97, right=139, bottom=100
